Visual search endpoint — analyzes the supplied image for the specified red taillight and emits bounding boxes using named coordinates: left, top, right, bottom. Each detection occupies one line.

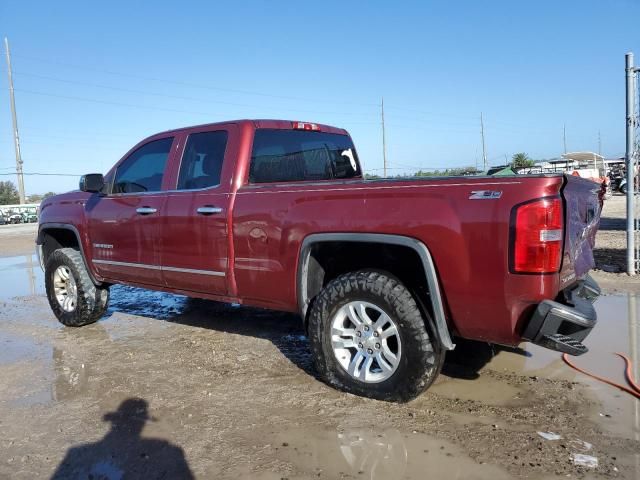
left=512, top=197, right=563, bottom=273
left=292, top=121, right=320, bottom=131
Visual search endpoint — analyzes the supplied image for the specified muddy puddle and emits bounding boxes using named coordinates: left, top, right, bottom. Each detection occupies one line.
left=0, top=253, right=638, bottom=431
left=241, top=427, right=513, bottom=480
left=486, top=294, right=640, bottom=440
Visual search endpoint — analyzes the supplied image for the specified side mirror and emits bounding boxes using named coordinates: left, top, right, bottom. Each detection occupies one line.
left=79, top=174, right=105, bottom=193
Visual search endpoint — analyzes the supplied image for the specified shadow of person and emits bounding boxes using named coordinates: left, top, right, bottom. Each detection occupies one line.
left=51, top=398, right=194, bottom=480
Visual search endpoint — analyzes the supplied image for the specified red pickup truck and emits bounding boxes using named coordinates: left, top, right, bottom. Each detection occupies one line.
left=37, top=119, right=603, bottom=401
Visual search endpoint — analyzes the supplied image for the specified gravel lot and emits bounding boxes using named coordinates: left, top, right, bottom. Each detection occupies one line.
left=0, top=204, right=638, bottom=479
left=594, top=194, right=627, bottom=273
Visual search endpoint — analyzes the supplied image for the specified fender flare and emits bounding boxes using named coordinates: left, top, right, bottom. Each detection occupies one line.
left=37, top=222, right=102, bottom=285
left=297, top=233, right=455, bottom=350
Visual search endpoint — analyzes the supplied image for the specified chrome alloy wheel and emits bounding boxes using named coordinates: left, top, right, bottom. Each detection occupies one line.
left=331, top=301, right=402, bottom=383
left=53, top=266, right=78, bottom=312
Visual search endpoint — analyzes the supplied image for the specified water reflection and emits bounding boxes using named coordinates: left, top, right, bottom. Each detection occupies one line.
left=0, top=254, right=43, bottom=297
left=336, top=429, right=407, bottom=479
left=272, top=427, right=510, bottom=479
left=52, top=346, right=90, bottom=402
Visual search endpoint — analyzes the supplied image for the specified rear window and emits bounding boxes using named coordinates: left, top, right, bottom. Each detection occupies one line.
left=249, top=129, right=361, bottom=183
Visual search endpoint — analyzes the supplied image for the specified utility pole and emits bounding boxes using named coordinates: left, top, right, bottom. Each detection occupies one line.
left=381, top=97, right=387, bottom=178
left=563, top=124, right=567, bottom=154
left=598, top=130, right=602, bottom=156
left=480, top=112, right=487, bottom=172
left=625, top=52, right=637, bottom=275
left=4, top=37, right=25, bottom=204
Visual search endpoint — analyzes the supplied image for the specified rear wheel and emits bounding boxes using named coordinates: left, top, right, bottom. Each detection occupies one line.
left=308, top=270, right=445, bottom=402
left=45, top=248, right=110, bottom=327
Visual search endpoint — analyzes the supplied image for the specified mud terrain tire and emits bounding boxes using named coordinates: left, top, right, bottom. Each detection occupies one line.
left=45, top=248, right=109, bottom=327
left=308, top=270, right=445, bottom=402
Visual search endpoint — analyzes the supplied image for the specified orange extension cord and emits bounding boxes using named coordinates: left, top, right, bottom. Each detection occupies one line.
left=562, top=352, right=640, bottom=400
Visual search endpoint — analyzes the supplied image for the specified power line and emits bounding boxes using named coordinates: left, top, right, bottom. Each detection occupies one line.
left=8, top=71, right=381, bottom=118
left=9, top=87, right=550, bottom=137
left=0, top=171, right=81, bottom=176
left=6, top=55, right=563, bottom=132
left=4, top=69, right=566, bottom=136
left=1, top=53, right=582, bottom=169
left=9, top=53, right=379, bottom=107
left=13, top=87, right=393, bottom=120
left=15, top=88, right=215, bottom=116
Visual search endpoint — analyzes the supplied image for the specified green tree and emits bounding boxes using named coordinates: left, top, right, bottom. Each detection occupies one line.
left=27, top=191, right=57, bottom=203
left=0, top=181, right=19, bottom=205
left=511, top=152, right=535, bottom=169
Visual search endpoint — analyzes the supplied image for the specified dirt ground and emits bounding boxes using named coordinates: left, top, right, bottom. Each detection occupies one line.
left=0, top=202, right=639, bottom=479
left=591, top=194, right=640, bottom=293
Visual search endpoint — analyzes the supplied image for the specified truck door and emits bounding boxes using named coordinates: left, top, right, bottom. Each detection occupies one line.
left=86, top=136, right=177, bottom=286
left=159, top=126, right=235, bottom=295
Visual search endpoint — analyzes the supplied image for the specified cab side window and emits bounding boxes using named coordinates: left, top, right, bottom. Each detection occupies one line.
left=249, top=129, right=361, bottom=183
left=112, top=137, right=174, bottom=194
left=177, top=131, right=228, bottom=190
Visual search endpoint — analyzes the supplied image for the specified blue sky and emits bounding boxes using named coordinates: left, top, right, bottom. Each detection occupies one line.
left=0, top=0, right=639, bottom=194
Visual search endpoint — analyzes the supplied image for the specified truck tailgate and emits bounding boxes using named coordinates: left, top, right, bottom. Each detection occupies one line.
left=559, top=174, right=604, bottom=287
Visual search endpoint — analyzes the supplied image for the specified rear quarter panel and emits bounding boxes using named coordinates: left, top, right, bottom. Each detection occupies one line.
left=232, top=175, right=565, bottom=344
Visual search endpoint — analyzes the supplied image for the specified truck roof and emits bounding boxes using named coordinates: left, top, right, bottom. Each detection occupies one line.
left=153, top=119, right=349, bottom=137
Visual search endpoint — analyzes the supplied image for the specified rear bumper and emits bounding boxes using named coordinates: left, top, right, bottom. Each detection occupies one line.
left=522, top=275, right=600, bottom=356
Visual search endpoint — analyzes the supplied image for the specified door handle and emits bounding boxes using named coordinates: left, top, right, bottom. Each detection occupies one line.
left=136, top=207, right=157, bottom=215
left=197, top=206, right=223, bottom=215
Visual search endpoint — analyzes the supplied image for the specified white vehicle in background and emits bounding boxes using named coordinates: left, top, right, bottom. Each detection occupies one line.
left=0, top=203, right=41, bottom=224
left=7, top=211, right=22, bottom=224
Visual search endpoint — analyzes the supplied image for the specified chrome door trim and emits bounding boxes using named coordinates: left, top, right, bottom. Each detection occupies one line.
left=162, top=265, right=225, bottom=277
left=92, top=259, right=225, bottom=277
left=93, top=259, right=161, bottom=270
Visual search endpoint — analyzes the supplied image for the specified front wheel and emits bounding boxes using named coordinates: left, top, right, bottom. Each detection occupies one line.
left=45, top=248, right=110, bottom=327
left=308, top=270, right=445, bottom=402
